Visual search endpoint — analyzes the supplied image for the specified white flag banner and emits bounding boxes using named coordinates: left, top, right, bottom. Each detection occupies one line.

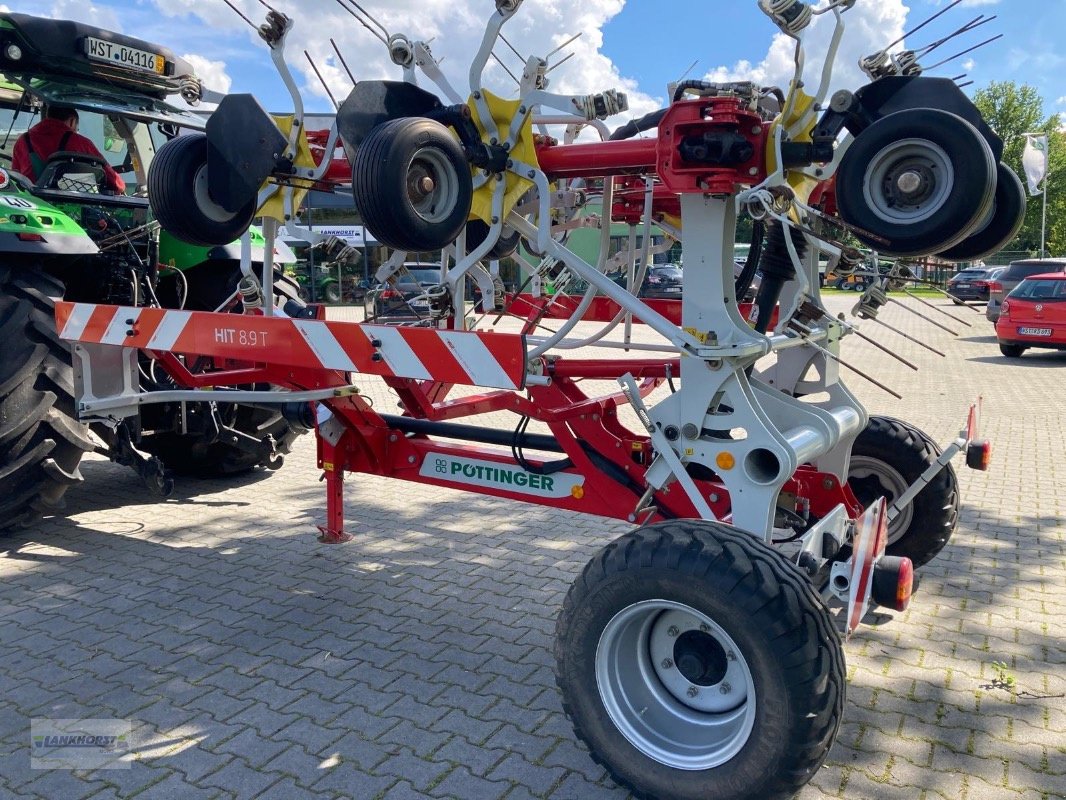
left=1022, top=134, right=1049, bottom=196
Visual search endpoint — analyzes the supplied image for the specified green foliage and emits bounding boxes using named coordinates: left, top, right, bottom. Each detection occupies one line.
left=973, top=81, right=1065, bottom=257
left=989, top=660, right=1017, bottom=693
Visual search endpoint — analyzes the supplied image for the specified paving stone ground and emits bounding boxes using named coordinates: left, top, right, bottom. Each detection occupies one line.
left=1, top=294, right=1063, bottom=800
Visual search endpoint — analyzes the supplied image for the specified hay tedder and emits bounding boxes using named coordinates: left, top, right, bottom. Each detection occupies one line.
left=55, top=1, right=1012, bottom=797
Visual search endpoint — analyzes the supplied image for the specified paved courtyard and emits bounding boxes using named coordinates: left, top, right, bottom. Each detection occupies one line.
left=0, top=293, right=1063, bottom=799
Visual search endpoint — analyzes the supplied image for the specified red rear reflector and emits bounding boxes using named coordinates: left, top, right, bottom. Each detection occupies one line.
left=16, top=233, right=44, bottom=242
left=966, top=439, right=992, bottom=471
left=871, top=555, right=913, bottom=612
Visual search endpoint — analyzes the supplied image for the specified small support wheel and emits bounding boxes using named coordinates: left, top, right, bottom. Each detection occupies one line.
left=352, top=118, right=473, bottom=252
left=998, top=343, right=1026, bottom=358
left=938, top=164, right=1027, bottom=262
left=836, top=108, right=996, bottom=257
left=148, top=133, right=257, bottom=247
left=847, top=415, right=959, bottom=568
left=555, top=520, right=845, bottom=800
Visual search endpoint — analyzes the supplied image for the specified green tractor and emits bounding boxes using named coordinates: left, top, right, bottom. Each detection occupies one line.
left=0, top=13, right=307, bottom=529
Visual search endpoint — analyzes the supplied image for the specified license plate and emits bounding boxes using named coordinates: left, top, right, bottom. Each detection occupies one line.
left=1018, top=327, right=1052, bottom=336
left=665, top=287, right=681, bottom=293
left=83, top=37, right=164, bottom=75
left=956, top=283, right=970, bottom=289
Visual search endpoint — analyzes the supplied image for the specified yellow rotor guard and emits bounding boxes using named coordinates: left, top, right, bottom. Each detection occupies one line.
left=767, top=85, right=820, bottom=208
left=257, top=115, right=317, bottom=222
left=466, top=90, right=537, bottom=225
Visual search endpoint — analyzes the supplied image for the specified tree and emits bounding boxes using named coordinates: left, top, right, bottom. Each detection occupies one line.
left=972, top=81, right=1066, bottom=257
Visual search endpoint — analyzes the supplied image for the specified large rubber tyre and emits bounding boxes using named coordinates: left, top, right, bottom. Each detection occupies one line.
left=847, top=416, right=959, bottom=568
left=352, top=118, right=473, bottom=252
left=837, top=108, right=996, bottom=257
left=466, top=219, right=521, bottom=259
left=555, top=520, right=845, bottom=800
left=322, top=281, right=342, bottom=304
left=999, top=343, right=1026, bottom=358
left=149, top=133, right=257, bottom=248
left=938, top=164, right=1027, bottom=262
left=138, top=274, right=306, bottom=476
left=0, top=266, right=95, bottom=530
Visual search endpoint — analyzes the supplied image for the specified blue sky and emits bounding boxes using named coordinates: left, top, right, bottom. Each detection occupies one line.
left=9, top=0, right=1066, bottom=123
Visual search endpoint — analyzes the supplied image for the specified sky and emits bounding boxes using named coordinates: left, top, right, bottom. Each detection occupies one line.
left=6, top=0, right=1066, bottom=126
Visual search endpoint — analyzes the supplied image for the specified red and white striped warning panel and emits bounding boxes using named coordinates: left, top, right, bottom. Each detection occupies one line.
left=55, top=303, right=527, bottom=390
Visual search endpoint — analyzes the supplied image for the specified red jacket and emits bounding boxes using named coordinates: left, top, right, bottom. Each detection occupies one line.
left=12, top=118, right=126, bottom=193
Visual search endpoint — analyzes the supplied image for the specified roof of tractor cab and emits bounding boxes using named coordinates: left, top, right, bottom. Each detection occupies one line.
left=0, top=13, right=198, bottom=99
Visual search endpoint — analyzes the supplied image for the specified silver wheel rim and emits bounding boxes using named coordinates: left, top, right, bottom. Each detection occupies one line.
left=595, top=600, right=757, bottom=770
left=193, top=163, right=238, bottom=224
left=849, top=455, right=913, bottom=544
left=862, top=138, right=954, bottom=226
left=405, top=146, right=460, bottom=225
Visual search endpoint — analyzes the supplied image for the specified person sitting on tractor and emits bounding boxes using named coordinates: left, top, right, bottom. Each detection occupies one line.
left=11, top=105, right=126, bottom=193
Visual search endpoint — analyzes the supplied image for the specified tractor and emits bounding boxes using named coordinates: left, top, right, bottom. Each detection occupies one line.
left=0, top=12, right=307, bottom=529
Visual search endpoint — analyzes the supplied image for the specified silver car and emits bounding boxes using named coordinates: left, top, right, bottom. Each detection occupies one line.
left=986, top=259, right=1066, bottom=322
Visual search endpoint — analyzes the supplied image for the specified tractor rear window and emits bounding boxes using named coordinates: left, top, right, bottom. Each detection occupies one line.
left=1010, top=279, right=1066, bottom=301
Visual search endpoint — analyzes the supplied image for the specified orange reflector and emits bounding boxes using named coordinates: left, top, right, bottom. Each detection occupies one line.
left=896, top=557, right=914, bottom=611
left=16, top=233, right=44, bottom=242
left=715, top=452, right=735, bottom=470
left=871, top=555, right=913, bottom=612
left=571, top=484, right=585, bottom=500
left=966, top=439, right=992, bottom=471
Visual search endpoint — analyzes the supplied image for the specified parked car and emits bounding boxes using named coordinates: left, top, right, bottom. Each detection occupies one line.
left=987, top=259, right=1066, bottom=322
left=946, top=266, right=1005, bottom=304
left=365, top=265, right=440, bottom=320
left=994, top=272, right=1066, bottom=357
left=640, top=264, right=684, bottom=298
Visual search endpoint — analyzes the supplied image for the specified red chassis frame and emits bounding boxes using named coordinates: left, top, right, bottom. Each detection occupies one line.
left=60, top=96, right=856, bottom=542
left=56, top=298, right=861, bottom=544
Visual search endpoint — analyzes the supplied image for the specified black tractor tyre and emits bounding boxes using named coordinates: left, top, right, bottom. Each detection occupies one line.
left=555, top=520, right=845, bottom=800
left=149, top=133, right=258, bottom=248
left=847, top=415, right=960, bottom=568
left=466, top=218, right=521, bottom=259
left=323, top=281, right=343, bottom=304
left=0, top=266, right=96, bottom=530
left=353, top=118, right=473, bottom=252
left=138, top=275, right=307, bottom=476
left=998, top=343, right=1026, bottom=358
left=938, top=164, right=1027, bottom=262
left=836, top=108, right=996, bottom=257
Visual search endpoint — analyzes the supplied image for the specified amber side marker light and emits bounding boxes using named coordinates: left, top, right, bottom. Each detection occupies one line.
left=966, top=439, right=992, bottom=471
left=871, top=556, right=914, bottom=612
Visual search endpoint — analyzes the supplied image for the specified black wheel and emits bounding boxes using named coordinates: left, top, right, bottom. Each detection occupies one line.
left=149, top=133, right=257, bottom=248
left=999, top=343, right=1026, bottom=357
left=352, top=118, right=473, bottom=252
left=466, top=219, right=520, bottom=259
left=555, top=520, right=845, bottom=800
left=323, top=281, right=342, bottom=304
left=938, top=164, right=1027, bottom=262
left=837, top=108, right=996, bottom=257
left=847, top=416, right=959, bottom=568
left=138, top=273, right=306, bottom=476
left=0, top=266, right=95, bottom=530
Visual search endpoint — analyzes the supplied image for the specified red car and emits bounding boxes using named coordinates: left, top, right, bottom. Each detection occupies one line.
left=994, top=271, right=1066, bottom=357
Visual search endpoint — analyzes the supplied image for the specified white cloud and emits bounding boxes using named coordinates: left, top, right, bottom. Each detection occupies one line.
left=148, top=0, right=662, bottom=126
left=46, top=0, right=121, bottom=31
left=704, top=2, right=910, bottom=96
left=182, top=53, right=232, bottom=95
